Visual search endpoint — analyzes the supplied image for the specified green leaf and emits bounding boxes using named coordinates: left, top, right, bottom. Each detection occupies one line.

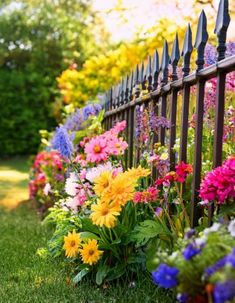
left=106, top=264, right=126, bottom=281
left=73, top=268, right=89, bottom=284
left=79, top=232, right=100, bottom=240
left=130, top=219, right=171, bottom=246
left=95, top=264, right=109, bottom=285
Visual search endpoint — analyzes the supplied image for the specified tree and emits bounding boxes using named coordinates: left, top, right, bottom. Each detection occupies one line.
left=0, top=0, right=108, bottom=156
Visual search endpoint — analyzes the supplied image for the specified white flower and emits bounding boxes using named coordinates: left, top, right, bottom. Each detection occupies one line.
left=86, top=162, right=122, bottom=183
left=228, top=219, right=235, bottom=237
left=195, top=236, right=207, bottom=247
left=65, top=173, right=78, bottom=196
left=203, top=222, right=221, bottom=236
left=43, top=183, right=51, bottom=196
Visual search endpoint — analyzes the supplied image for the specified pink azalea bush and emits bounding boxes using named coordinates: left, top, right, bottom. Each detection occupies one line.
left=199, top=156, right=235, bottom=204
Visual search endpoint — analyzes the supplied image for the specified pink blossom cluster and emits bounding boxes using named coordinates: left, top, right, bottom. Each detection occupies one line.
left=84, top=121, right=128, bottom=163
left=29, top=151, right=65, bottom=200
left=133, top=187, right=159, bottom=203
left=199, top=156, right=235, bottom=204
left=63, top=172, right=93, bottom=212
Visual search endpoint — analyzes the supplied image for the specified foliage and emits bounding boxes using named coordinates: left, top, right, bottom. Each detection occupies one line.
left=151, top=221, right=235, bottom=302
left=0, top=0, right=107, bottom=156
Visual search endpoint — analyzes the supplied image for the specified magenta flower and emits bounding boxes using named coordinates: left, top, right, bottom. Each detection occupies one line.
left=199, top=156, right=235, bottom=204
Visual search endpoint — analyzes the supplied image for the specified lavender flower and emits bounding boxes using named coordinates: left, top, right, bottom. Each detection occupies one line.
left=152, top=264, right=179, bottom=289
left=214, top=280, right=235, bottom=303
left=51, top=126, right=73, bottom=158
left=82, top=104, right=96, bottom=120
left=135, top=105, right=142, bottom=138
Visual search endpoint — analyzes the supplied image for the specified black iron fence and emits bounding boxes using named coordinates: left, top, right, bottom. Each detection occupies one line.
left=102, top=0, right=235, bottom=227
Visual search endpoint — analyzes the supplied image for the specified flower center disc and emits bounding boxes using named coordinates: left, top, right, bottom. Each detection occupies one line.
left=88, top=249, right=94, bottom=256
left=70, top=240, right=76, bottom=247
left=93, top=145, right=101, bottom=153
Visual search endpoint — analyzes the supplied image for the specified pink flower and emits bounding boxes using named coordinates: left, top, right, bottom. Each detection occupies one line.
left=105, top=136, right=128, bottom=156
left=74, top=154, right=87, bottom=167
left=43, top=183, right=51, bottom=196
left=133, top=187, right=159, bottom=203
left=84, top=136, right=108, bottom=163
left=175, top=162, right=193, bottom=183
left=199, top=156, right=235, bottom=204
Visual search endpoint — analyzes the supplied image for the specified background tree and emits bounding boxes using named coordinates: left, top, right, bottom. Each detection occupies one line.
left=0, top=0, right=108, bottom=156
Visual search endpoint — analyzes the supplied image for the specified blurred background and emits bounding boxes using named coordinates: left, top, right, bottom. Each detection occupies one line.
left=0, top=0, right=234, bottom=158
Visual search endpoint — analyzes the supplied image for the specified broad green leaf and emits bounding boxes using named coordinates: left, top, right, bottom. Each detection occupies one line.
left=73, top=268, right=89, bottom=284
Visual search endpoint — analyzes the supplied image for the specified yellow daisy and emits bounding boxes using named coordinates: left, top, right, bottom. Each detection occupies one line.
left=104, top=173, right=136, bottom=207
left=126, top=166, right=151, bottom=180
left=63, top=230, right=81, bottom=258
left=79, top=239, right=103, bottom=265
left=94, top=171, right=113, bottom=196
left=90, top=200, right=120, bottom=228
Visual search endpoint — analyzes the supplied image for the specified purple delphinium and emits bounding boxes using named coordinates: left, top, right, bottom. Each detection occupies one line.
left=213, top=280, right=235, bottom=303
left=183, top=243, right=201, bottom=260
left=152, top=264, right=179, bottom=289
left=64, top=108, right=83, bottom=131
left=51, top=126, right=73, bottom=159
left=135, top=105, right=142, bottom=138
left=154, top=207, right=163, bottom=218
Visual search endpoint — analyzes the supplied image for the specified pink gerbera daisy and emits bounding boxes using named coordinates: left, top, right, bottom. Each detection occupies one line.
left=84, top=136, right=108, bottom=163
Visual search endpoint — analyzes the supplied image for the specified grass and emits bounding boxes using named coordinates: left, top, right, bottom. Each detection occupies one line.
left=0, top=157, right=174, bottom=303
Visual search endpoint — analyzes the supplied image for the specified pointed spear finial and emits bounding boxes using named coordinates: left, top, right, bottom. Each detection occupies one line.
left=140, top=61, right=146, bottom=90
left=214, top=0, right=230, bottom=61
left=128, top=70, right=134, bottom=101
left=171, top=33, right=180, bottom=81
left=134, top=64, right=140, bottom=98
left=120, top=78, right=124, bottom=106
left=182, top=24, right=193, bottom=77
left=146, top=55, right=152, bottom=92
left=124, top=75, right=129, bottom=103
left=194, top=10, right=208, bottom=72
left=152, top=50, right=159, bottom=90
left=115, top=84, right=120, bottom=108
left=160, top=40, right=169, bottom=86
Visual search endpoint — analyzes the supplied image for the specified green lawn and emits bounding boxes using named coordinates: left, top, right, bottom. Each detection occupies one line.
left=0, top=158, right=174, bottom=303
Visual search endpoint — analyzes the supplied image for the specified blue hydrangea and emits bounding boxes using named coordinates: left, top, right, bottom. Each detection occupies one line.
left=214, top=280, right=235, bottom=303
left=152, top=264, right=179, bottom=289
left=51, top=126, right=73, bottom=158
left=183, top=243, right=201, bottom=260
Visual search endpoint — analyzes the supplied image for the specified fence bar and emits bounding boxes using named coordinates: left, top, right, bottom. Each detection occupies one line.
left=169, top=90, right=178, bottom=169
left=191, top=79, right=205, bottom=227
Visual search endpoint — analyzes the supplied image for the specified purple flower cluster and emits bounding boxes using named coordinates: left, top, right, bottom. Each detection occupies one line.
left=135, top=105, right=142, bottom=138
left=149, top=111, right=170, bottom=131
left=51, top=126, right=74, bottom=158
left=214, top=280, right=235, bottom=303
left=205, top=248, right=235, bottom=277
left=183, top=243, right=201, bottom=260
left=152, top=264, right=179, bottom=288
left=64, top=103, right=102, bottom=131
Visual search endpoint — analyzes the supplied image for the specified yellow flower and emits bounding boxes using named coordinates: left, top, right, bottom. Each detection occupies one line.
left=125, top=166, right=151, bottom=180
left=103, top=173, right=136, bottom=207
left=160, top=153, right=169, bottom=160
left=79, top=239, right=103, bottom=265
left=90, top=200, right=120, bottom=228
left=63, top=230, right=81, bottom=258
left=94, top=171, right=113, bottom=196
